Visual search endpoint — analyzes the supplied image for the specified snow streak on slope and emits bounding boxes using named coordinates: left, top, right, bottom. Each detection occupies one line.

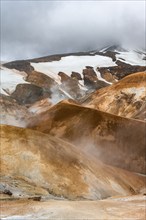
left=31, top=55, right=116, bottom=82
left=116, top=51, right=145, bottom=66
left=0, top=67, right=27, bottom=95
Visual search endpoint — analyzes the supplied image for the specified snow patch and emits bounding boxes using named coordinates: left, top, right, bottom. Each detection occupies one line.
left=99, top=46, right=111, bottom=53
left=116, top=51, right=146, bottom=66
left=95, top=69, right=112, bottom=84
left=0, top=67, right=28, bottom=95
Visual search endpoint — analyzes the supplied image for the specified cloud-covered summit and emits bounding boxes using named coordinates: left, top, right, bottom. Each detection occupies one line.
left=1, top=0, right=145, bottom=61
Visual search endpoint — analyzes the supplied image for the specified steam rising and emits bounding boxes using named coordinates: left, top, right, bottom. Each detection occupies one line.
left=1, top=1, right=145, bottom=61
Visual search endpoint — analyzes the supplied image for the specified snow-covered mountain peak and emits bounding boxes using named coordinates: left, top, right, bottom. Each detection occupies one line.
left=99, top=45, right=128, bottom=53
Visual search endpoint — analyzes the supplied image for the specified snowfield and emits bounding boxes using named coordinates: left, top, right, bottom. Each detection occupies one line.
left=31, top=55, right=116, bottom=84
left=0, top=67, right=28, bottom=95
left=1, top=49, right=145, bottom=96
left=116, top=51, right=146, bottom=66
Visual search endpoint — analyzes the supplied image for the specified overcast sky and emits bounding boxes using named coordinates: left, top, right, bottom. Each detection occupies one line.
left=1, top=0, right=145, bottom=61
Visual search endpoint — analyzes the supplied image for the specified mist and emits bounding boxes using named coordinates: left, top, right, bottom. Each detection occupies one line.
left=1, top=0, right=145, bottom=61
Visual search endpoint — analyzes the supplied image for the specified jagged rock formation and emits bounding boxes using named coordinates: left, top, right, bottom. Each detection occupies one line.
left=58, top=72, right=83, bottom=99
left=83, top=66, right=108, bottom=89
left=98, top=60, right=146, bottom=81
left=26, top=70, right=57, bottom=89
left=11, top=83, right=51, bottom=105
left=71, top=71, right=82, bottom=80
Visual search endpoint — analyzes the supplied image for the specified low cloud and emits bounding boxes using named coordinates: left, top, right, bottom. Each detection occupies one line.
left=1, top=0, right=145, bottom=61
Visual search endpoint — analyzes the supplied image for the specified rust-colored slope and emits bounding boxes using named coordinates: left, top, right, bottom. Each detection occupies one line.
left=82, top=72, right=146, bottom=120
left=28, top=101, right=146, bottom=174
left=0, top=94, right=33, bottom=127
left=1, top=125, right=145, bottom=200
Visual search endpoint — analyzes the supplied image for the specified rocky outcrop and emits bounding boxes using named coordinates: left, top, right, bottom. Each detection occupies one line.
left=83, top=66, right=108, bottom=90
left=26, top=70, right=57, bottom=89
left=71, top=71, right=82, bottom=80
left=58, top=72, right=84, bottom=99
left=97, top=60, right=146, bottom=80
left=83, top=66, right=97, bottom=88
left=3, top=60, right=34, bottom=74
left=11, top=83, right=51, bottom=105
left=100, top=71, right=117, bottom=83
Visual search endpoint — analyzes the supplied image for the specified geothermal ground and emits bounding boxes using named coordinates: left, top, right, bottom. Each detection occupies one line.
left=0, top=46, right=146, bottom=219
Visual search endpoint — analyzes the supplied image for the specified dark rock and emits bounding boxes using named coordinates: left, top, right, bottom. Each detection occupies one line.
left=83, top=67, right=108, bottom=90
left=58, top=72, right=84, bottom=99
left=11, top=84, right=50, bottom=105
left=58, top=72, right=70, bottom=82
left=26, top=71, right=57, bottom=89
left=4, top=189, right=13, bottom=196
left=98, top=60, right=146, bottom=80
left=100, top=71, right=117, bottom=83
left=28, top=196, right=41, bottom=201
left=71, top=72, right=82, bottom=80
left=28, top=51, right=96, bottom=63
left=85, top=66, right=94, bottom=69
left=3, top=61, right=34, bottom=74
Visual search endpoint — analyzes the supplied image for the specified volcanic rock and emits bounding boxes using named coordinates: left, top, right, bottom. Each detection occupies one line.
left=11, top=83, right=51, bottom=105
left=83, top=67, right=108, bottom=90
left=26, top=70, right=57, bottom=89
left=58, top=72, right=84, bottom=99
left=99, top=70, right=117, bottom=83
left=3, top=60, right=34, bottom=74
left=97, top=60, right=146, bottom=80
left=71, top=71, right=82, bottom=80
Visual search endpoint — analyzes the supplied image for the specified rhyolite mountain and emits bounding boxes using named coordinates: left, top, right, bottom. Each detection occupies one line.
left=1, top=45, right=146, bottom=104
left=0, top=45, right=146, bottom=220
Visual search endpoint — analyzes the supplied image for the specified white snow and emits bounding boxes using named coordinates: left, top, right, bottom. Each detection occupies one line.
left=78, top=80, right=88, bottom=91
left=0, top=67, right=28, bottom=95
left=99, top=46, right=111, bottom=53
left=95, top=69, right=112, bottom=84
left=31, top=55, right=116, bottom=84
left=116, top=51, right=146, bottom=66
left=58, top=87, right=74, bottom=99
